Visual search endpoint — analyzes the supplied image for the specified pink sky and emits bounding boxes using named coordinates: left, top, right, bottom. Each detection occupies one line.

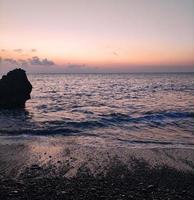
left=0, top=0, right=194, bottom=73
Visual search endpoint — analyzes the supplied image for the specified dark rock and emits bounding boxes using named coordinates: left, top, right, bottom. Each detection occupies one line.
left=30, top=164, right=42, bottom=170
left=0, top=68, right=32, bottom=108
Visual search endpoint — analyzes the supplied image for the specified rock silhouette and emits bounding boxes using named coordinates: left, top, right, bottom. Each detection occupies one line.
left=0, top=69, right=32, bottom=108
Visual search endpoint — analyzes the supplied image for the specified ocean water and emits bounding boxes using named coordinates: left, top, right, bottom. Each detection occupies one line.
left=0, top=73, right=194, bottom=148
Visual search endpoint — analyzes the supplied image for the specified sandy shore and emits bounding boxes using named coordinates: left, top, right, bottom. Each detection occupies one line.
left=0, top=135, right=194, bottom=199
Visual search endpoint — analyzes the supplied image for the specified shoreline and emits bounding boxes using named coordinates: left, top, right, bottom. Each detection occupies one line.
left=0, top=136, right=194, bottom=199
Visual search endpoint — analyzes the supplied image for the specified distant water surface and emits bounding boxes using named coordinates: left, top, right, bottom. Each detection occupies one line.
left=0, top=73, right=194, bottom=148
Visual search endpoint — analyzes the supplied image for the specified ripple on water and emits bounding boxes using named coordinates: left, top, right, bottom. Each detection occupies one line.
left=0, top=73, right=194, bottom=148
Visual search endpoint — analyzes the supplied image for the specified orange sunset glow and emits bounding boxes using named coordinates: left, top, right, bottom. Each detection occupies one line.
left=0, top=0, right=194, bottom=73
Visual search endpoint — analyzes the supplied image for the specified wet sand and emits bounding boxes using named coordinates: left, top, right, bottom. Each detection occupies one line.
left=0, top=136, right=194, bottom=199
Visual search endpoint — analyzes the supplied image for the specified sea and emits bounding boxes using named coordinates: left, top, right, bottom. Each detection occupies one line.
left=0, top=73, right=194, bottom=148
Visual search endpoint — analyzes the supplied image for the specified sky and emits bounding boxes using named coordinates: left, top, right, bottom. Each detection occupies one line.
left=0, top=0, right=194, bottom=73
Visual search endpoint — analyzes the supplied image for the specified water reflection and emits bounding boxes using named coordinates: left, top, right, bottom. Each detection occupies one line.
left=0, top=108, right=33, bottom=134
left=0, top=74, right=194, bottom=148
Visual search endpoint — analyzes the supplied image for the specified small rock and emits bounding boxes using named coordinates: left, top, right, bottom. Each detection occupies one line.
left=11, top=190, right=19, bottom=194
left=147, top=184, right=154, bottom=189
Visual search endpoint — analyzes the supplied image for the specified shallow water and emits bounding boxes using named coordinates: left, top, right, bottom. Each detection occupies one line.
left=0, top=73, right=194, bottom=148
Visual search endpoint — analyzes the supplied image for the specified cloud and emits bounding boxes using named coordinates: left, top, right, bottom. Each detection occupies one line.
left=13, top=49, right=23, bottom=53
left=42, top=58, right=55, bottom=65
left=3, top=58, right=18, bottom=65
left=2, top=58, right=28, bottom=66
left=105, top=46, right=120, bottom=57
left=28, top=56, right=55, bottom=66
left=28, top=56, right=42, bottom=65
left=1, top=56, right=55, bottom=67
left=1, top=48, right=38, bottom=53
left=66, top=63, right=86, bottom=69
left=64, top=63, right=100, bottom=73
left=112, top=51, right=119, bottom=56
left=31, top=49, right=37, bottom=52
left=18, top=59, right=29, bottom=66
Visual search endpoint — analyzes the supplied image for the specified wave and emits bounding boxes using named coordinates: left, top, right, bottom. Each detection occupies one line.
left=143, top=111, right=194, bottom=119
left=0, top=111, right=193, bottom=136
left=100, top=111, right=194, bottom=124
left=117, top=138, right=194, bottom=146
left=0, top=128, right=80, bottom=136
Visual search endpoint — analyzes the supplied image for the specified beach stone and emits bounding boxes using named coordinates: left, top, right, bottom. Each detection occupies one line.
left=0, top=68, right=32, bottom=108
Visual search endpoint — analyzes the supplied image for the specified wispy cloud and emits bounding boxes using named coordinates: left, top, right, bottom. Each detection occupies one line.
left=66, top=63, right=86, bottom=69
left=112, top=51, right=119, bottom=56
left=0, top=48, right=38, bottom=54
left=3, top=58, right=18, bottom=65
left=13, top=49, right=23, bottom=53
left=18, top=59, right=29, bottom=66
left=64, top=63, right=100, bottom=73
left=31, top=49, right=37, bottom=52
